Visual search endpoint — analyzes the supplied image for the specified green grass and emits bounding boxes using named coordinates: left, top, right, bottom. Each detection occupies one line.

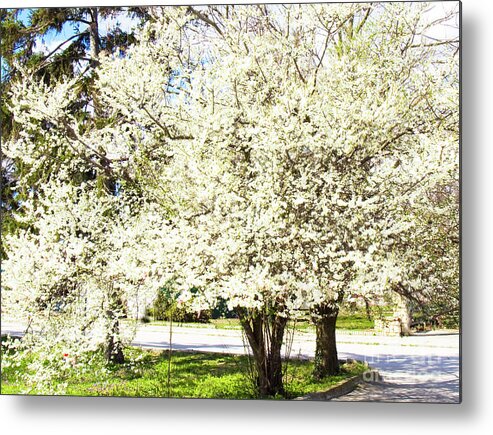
left=146, top=312, right=375, bottom=332
left=336, top=313, right=374, bottom=330
left=146, top=318, right=243, bottom=330
left=1, top=346, right=367, bottom=399
left=210, top=318, right=243, bottom=330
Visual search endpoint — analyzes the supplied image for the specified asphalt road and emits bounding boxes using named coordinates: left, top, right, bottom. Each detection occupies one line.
left=131, top=324, right=460, bottom=403
left=1, top=321, right=460, bottom=403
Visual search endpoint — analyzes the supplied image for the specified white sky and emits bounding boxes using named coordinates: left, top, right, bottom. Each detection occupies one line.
left=422, top=1, right=460, bottom=41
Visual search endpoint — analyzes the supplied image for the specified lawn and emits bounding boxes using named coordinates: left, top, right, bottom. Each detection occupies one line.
left=147, top=311, right=375, bottom=332
left=1, top=345, right=367, bottom=399
left=335, top=313, right=374, bottom=331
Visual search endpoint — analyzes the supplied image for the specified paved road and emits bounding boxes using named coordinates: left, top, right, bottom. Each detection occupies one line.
left=131, top=324, right=460, bottom=403
left=330, top=338, right=460, bottom=403
left=1, top=321, right=459, bottom=403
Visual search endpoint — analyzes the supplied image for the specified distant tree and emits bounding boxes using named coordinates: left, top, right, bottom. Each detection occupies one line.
left=0, top=7, right=148, bottom=257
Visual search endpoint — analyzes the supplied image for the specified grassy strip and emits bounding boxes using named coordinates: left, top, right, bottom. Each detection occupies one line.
left=147, top=313, right=374, bottom=332
left=336, top=313, right=374, bottom=331
left=1, top=347, right=367, bottom=399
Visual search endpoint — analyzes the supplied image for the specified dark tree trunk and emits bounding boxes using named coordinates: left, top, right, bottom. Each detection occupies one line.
left=238, top=309, right=287, bottom=397
left=89, top=8, right=101, bottom=64
left=364, top=298, right=372, bottom=321
left=105, top=285, right=125, bottom=364
left=88, top=7, right=103, bottom=118
left=313, top=304, right=340, bottom=379
left=105, top=314, right=125, bottom=364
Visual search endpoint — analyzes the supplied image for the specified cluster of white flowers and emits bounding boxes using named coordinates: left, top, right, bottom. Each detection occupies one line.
left=2, top=3, right=458, bottom=392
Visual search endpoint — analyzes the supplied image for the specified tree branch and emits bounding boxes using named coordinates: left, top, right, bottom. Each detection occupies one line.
left=188, top=6, right=224, bottom=36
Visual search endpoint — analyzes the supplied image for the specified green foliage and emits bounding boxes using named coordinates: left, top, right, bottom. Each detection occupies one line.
left=148, top=286, right=211, bottom=323
left=411, top=308, right=459, bottom=330
left=210, top=297, right=237, bottom=320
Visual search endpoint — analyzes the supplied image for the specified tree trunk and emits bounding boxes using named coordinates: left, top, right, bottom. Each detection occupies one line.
left=89, top=8, right=100, bottom=64
left=105, top=314, right=125, bottom=364
left=364, top=298, right=372, bottom=321
left=105, top=285, right=125, bottom=364
left=238, top=309, right=287, bottom=397
left=313, top=304, right=339, bottom=379
left=396, top=295, right=412, bottom=336
left=88, top=7, right=103, bottom=118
